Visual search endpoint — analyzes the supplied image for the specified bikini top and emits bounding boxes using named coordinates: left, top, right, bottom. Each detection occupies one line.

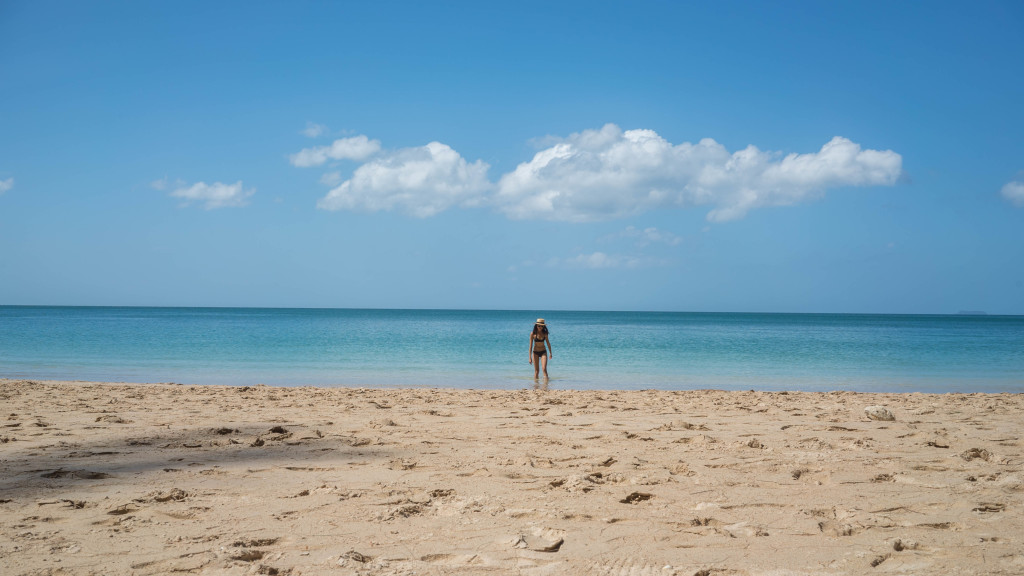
left=533, top=331, right=547, bottom=349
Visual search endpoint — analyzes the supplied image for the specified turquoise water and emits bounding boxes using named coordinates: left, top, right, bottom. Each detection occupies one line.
left=1, top=306, right=1022, bottom=392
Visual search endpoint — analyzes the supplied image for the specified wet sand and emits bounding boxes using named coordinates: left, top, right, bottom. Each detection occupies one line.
left=1, top=378, right=1022, bottom=575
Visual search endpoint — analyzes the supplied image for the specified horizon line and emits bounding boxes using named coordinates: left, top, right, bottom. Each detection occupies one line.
left=0, top=304, right=1017, bottom=318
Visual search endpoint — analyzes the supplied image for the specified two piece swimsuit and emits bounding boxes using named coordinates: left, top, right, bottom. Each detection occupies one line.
left=533, top=332, right=548, bottom=357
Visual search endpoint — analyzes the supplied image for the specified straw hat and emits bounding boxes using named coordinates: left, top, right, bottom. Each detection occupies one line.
left=535, top=318, right=546, bottom=325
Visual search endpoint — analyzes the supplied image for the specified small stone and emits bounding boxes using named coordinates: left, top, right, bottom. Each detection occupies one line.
left=864, top=406, right=895, bottom=421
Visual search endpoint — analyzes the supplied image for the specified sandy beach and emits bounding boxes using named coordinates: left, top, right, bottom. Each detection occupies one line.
left=1, top=379, right=1022, bottom=575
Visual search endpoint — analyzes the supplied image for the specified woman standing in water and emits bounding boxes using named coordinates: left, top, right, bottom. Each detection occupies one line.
left=529, top=318, right=553, bottom=379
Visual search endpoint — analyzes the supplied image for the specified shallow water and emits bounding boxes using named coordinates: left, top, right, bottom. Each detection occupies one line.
left=1, top=306, right=1022, bottom=392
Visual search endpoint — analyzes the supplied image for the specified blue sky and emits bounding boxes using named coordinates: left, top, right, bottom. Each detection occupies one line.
left=1, top=1, right=1022, bottom=313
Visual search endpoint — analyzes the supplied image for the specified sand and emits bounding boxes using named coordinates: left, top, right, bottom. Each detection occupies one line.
left=1, top=379, right=1022, bottom=575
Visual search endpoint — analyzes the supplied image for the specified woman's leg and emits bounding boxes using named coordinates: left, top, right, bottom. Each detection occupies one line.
left=533, top=353, right=540, bottom=378
left=540, top=352, right=548, bottom=378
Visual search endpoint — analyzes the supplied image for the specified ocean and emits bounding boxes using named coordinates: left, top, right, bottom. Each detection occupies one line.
left=1, top=306, right=1022, bottom=392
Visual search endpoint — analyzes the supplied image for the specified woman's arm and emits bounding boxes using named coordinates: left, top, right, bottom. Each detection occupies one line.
left=546, top=335, right=553, bottom=359
left=529, top=335, right=535, bottom=363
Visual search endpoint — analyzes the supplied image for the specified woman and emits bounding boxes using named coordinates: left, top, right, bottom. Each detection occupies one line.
left=529, top=318, right=553, bottom=379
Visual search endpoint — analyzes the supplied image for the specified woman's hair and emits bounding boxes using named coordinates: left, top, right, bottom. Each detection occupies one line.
left=532, top=324, right=548, bottom=337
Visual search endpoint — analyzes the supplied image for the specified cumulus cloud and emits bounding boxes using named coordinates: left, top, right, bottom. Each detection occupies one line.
left=290, top=135, right=381, bottom=167
left=495, top=124, right=903, bottom=222
left=293, top=125, right=902, bottom=221
left=1002, top=180, right=1024, bottom=207
left=320, top=171, right=343, bottom=186
left=0, top=178, right=13, bottom=195
left=302, top=122, right=327, bottom=138
left=170, top=181, right=254, bottom=209
left=316, top=142, right=491, bottom=217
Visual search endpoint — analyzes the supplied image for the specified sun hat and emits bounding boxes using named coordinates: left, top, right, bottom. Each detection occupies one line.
left=536, top=318, right=545, bottom=325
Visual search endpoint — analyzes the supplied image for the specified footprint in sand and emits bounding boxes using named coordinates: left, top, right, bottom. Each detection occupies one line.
left=512, top=527, right=566, bottom=552
left=550, top=474, right=604, bottom=493
left=230, top=549, right=265, bottom=561
left=65, top=450, right=120, bottom=458
left=244, top=426, right=292, bottom=447
left=387, top=458, right=417, bottom=470
left=338, top=550, right=372, bottom=565
left=674, top=434, right=716, bottom=445
left=130, top=551, right=216, bottom=573
left=149, top=488, right=190, bottom=503
left=159, top=506, right=211, bottom=520
left=107, top=503, right=138, bottom=515
left=230, top=537, right=281, bottom=564
left=818, top=519, right=859, bottom=537
left=585, top=558, right=678, bottom=575
left=381, top=503, right=425, bottom=520
left=421, top=553, right=490, bottom=566
left=619, top=492, right=653, bottom=504
left=41, top=469, right=111, bottom=480
left=721, top=522, right=769, bottom=537
left=95, top=414, right=131, bottom=423
left=916, top=521, right=962, bottom=530
left=233, top=537, right=280, bottom=547
left=972, top=502, right=1006, bottom=513
left=961, top=447, right=993, bottom=461
left=653, top=420, right=708, bottom=431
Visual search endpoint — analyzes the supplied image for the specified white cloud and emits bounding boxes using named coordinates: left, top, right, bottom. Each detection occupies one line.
left=495, top=124, right=903, bottom=222
left=616, top=226, right=682, bottom=246
left=294, top=125, right=902, bottom=221
left=0, top=178, right=13, bottom=195
left=316, top=142, right=491, bottom=217
left=150, top=177, right=170, bottom=191
left=170, top=181, right=254, bottom=209
left=290, top=135, right=381, bottom=167
left=302, top=122, right=327, bottom=138
left=547, top=252, right=651, bottom=269
left=319, top=171, right=343, bottom=186
left=567, top=252, right=628, bottom=269
left=1002, top=180, right=1024, bottom=207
